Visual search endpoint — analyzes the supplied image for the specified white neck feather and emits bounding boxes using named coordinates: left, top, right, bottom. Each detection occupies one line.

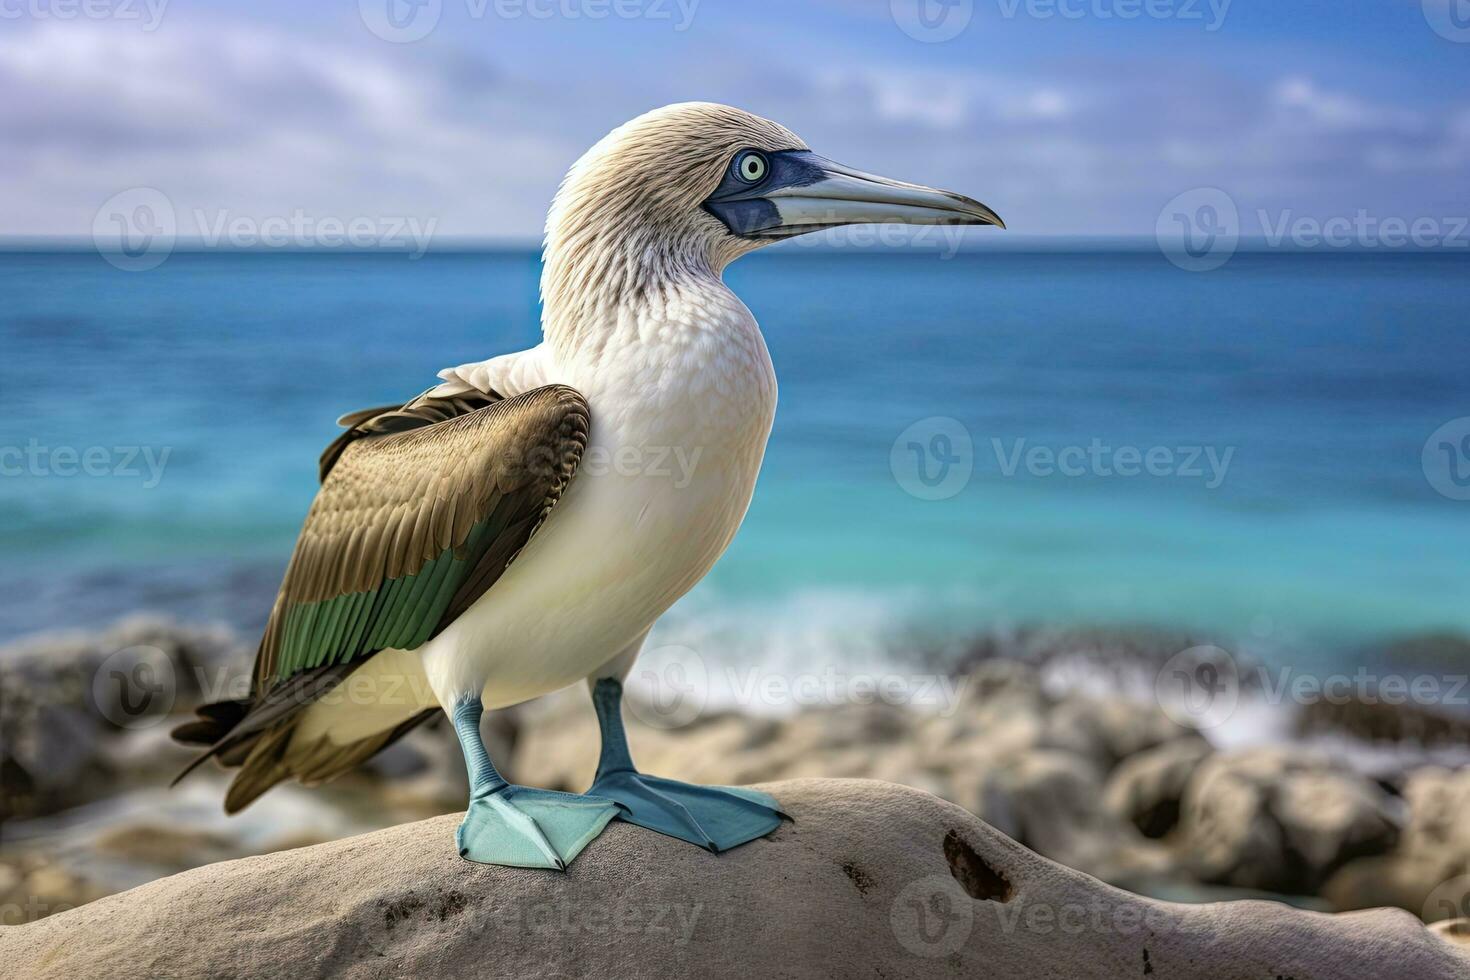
left=540, top=233, right=717, bottom=362
left=535, top=106, right=772, bottom=363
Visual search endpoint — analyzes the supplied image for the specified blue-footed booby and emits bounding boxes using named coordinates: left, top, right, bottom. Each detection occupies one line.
left=173, top=102, right=1003, bottom=869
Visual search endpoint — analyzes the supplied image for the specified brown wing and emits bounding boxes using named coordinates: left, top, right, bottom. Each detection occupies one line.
left=172, top=384, right=588, bottom=809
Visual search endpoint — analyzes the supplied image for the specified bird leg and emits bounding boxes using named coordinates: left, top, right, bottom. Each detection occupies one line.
left=588, top=678, right=786, bottom=853
left=451, top=696, right=619, bottom=870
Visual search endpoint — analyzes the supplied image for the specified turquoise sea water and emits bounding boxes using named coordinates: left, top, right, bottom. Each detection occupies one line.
left=2, top=248, right=1467, bottom=671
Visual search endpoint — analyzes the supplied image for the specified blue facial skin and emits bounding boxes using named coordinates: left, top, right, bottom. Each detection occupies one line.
left=702, top=149, right=833, bottom=238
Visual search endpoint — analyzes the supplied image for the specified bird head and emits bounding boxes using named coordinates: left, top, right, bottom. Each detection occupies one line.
left=542, top=102, right=1002, bottom=316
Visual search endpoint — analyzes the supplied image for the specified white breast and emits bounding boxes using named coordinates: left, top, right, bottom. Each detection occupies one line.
left=420, top=281, right=777, bottom=708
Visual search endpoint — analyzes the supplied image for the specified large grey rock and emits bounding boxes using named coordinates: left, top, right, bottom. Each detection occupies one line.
left=2, top=779, right=1463, bottom=979
left=0, top=616, right=490, bottom=825
left=1399, top=767, right=1470, bottom=878
left=1179, top=747, right=1402, bottom=894
left=1105, top=737, right=1214, bottom=838
left=0, top=616, right=244, bottom=821
left=984, top=749, right=1175, bottom=886
left=1040, top=694, right=1199, bottom=773
left=1325, top=766, right=1470, bottom=917
left=513, top=667, right=1185, bottom=888
left=519, top=656, right=1190, bottom=862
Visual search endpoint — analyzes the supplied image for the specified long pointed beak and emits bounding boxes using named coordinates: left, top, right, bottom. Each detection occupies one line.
left=762, top=156, right=1004, bottom=236
left=705, top=150, right=1004, bottom=239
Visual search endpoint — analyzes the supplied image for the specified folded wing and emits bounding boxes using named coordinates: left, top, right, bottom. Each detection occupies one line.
left=172, top=384, right=589, bottom=810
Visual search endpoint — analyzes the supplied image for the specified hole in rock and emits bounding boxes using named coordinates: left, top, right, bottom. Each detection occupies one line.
left=944, top=830, right=1013, bottom=903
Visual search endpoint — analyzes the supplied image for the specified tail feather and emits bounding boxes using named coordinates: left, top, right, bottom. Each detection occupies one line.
left=221, top=707, right=437, bottom=813
left=169, top=699, right=249, bottom=746
left=170, top=663, right=437, bottom=810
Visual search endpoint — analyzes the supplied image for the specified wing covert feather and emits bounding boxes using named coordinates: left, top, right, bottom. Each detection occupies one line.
left=253, top=384, right=588, bottom=689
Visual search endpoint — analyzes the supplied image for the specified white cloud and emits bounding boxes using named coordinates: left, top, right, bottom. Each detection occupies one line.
left=0, top=20, right=1464, bottom=240
left=1271, top=76, right=1424, bottom=133
left=0, top=21, right=576, bottom=238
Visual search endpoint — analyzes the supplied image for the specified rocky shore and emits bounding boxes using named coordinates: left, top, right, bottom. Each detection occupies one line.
left=5, top=779, right=1468, bottom=980
left=2, top=616, right=1468, bottom=934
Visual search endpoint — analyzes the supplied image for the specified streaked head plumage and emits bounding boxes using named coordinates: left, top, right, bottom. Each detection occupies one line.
left=545, top=102, right=808, bottom=273
left=540, top=101, right=1002, bottom=337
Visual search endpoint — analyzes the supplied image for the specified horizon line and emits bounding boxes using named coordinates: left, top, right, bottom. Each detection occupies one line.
left=2, top=235, right=1465, bottom=257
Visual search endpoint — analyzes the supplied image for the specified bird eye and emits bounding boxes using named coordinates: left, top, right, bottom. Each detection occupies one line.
left=732, top=150, right=768, bottom=184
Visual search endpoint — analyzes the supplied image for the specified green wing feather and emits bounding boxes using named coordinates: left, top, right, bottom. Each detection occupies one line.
left=275, top=515, right=498, bottom=678
left=172, top=382, right=589, bottom=809
left=254, top=384, right=589, bottom=689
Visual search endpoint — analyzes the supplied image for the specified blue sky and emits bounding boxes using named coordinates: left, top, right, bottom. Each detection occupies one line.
left=2, top=0, right=1466, bottom=239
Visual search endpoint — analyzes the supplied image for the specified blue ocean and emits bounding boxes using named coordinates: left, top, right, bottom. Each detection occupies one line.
left=2, top=247, right=1467, bottom=678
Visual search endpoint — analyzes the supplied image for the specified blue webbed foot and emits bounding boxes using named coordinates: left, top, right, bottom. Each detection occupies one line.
left=457, top=784, right=620, bottom=869
left=589, top=677, right=785, bottom=852
left=450, top=696, right=619, bottom=870
left=589, top=769, right=784, bottom=852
